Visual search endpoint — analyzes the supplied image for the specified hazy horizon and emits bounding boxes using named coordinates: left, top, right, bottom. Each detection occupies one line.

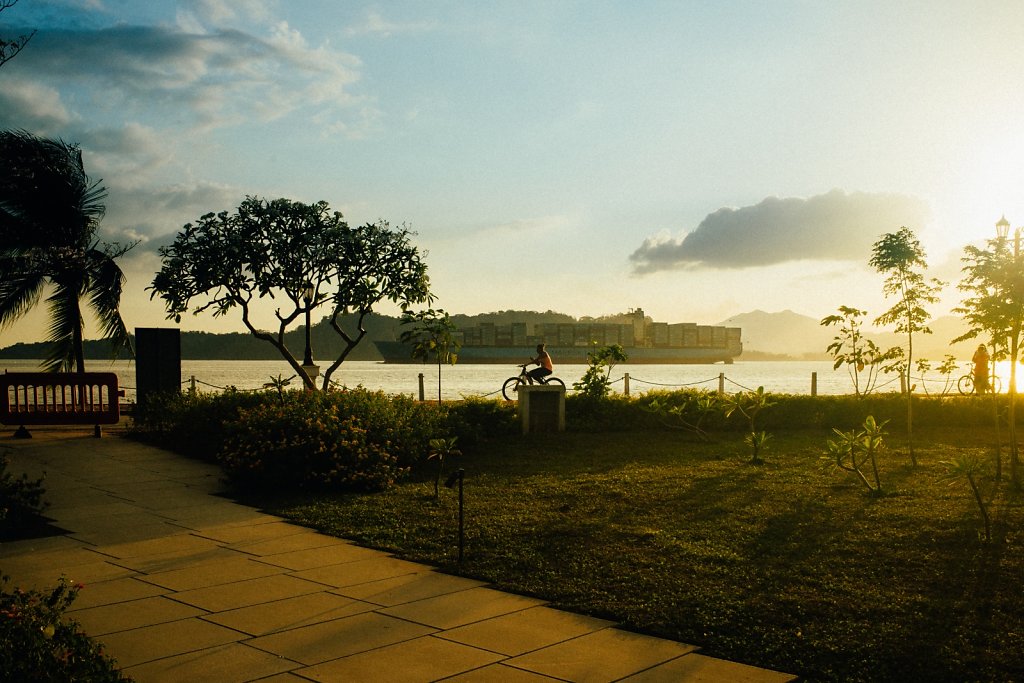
left=3, top=1, right=1022, bottom=346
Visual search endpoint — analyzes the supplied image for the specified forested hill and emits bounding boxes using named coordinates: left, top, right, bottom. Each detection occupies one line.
left=0, top=310, right=588, bottom=361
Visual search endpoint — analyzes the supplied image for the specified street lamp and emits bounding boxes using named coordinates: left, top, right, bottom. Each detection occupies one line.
left=301, top=282, right=319, bottom=384
left=996, top=214, right=1011, bottom=240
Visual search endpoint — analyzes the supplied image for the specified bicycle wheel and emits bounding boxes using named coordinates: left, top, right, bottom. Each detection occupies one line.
left=502, top=377, right=522, bottom=401
left=545, top=377, right=566, bottom=389
left=958, top=375, right=974, bottom=395
left=992, top=376, right=1003, bottom=394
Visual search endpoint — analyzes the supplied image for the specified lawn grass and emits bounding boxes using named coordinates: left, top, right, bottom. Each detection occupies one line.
left=262, top=424, right=1023, bottom=682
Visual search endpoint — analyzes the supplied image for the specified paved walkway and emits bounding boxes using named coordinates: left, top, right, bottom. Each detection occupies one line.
left=1, top=428, right=799, bottom=683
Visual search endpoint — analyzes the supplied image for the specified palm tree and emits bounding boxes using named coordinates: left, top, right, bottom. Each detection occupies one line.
left=0, top=130, right=133, bottom=372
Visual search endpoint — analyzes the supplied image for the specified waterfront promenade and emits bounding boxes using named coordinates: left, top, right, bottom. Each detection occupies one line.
left=1, top=428, right=798, bottom=682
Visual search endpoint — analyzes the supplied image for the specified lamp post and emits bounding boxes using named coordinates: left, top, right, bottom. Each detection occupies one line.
left=301, top=282, right=320, bottom=387
left=996, top=215, right=1021, bottom=486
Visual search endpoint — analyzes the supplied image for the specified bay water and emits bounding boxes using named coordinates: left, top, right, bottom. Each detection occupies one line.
left=1, top=358, right=980, bottom=401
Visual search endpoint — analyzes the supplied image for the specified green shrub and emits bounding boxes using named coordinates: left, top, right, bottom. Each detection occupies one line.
left=129, top=389, right=270, bottom=461
left=0, top=453, right=47, bottom=532
left=219, top=388, right=446, bottom=492
left=446, top=397, right=518, bottom=448
left=0, top=575, right=130, bottom=682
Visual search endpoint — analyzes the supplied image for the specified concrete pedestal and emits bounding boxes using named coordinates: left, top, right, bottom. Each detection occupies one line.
left=518, top=384, right=566, bottom=434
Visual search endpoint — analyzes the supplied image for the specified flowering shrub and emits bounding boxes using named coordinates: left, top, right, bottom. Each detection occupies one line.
left=219, top=388, right=445, bottom=491
left=0, top=575, right=129, bottom=682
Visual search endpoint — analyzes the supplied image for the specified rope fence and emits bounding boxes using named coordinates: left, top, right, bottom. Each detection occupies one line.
left=102, top=365, right=994, bottom=404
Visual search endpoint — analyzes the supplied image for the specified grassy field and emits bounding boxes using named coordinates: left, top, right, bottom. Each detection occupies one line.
left=261, top=424, right=1021, bottom=682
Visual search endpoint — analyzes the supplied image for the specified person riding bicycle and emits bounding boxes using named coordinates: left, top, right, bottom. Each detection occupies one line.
left=972, top=344, right=990, bottom=394
left=527, top=343, right=553, bottom=384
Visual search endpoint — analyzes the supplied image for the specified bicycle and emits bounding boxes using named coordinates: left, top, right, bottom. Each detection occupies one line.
left=958, top=372, right=1002, bottom=395
left=502, top=364, right=566, bottom=400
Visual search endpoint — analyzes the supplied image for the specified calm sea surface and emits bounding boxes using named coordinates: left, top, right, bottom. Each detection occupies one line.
left=1, top=358, right=986, bottom=401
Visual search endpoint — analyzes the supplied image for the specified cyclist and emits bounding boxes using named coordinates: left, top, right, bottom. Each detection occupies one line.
left=527, top=343, right=553, bottom=384
left=972, top=344, right=990, bottom=394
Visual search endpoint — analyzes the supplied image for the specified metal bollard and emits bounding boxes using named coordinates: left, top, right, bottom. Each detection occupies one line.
left=418, top=373, right=425, bottom=402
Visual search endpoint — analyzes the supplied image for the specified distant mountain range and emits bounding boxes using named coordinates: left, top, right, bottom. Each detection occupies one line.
left=0, top=309, right=980, bottom=364
left=720, top=309, right=977, bottom=362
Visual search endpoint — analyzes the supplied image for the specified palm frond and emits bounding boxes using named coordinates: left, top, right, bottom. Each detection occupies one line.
left=43, top=281, right=84, bottom=372
left=85, top=247, right=133, bottom=357
left=0, top=256, right=48, bottom=328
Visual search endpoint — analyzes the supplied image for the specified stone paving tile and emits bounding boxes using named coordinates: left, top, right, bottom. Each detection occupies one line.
left=247, top=611, right=436, bottom=666
left=193, top=520, right=307, bottom=545
left=202, top=592, right=378, bottom=637
left=379, top=586, right=547, bottom=630
left=71, top=595, right=207, bottom=636
left=109, top=545, right=248, bottom=574
left=297, top=633, right=504, bottom=682
left=123, top=642, right=297, bottom=683
left=171, top=573, right=327, bottom=612
left=139, top=555, right=285, bottom=592
left=253, top=541, right=386, bottom=571
left=290, top=555, right=427, bottom=588
left=505, top=628, right=699, bottom=683
left=95, top=532, right=224, bottom=560
left=444, top=664, right=565, bottom=682
left=619, top=652, right=799, bottom=682
left=158, top=504, right=277, bottom=528
left=227, top=530, right=351, bottom=557
left=68, top=577, right=169, bottom=611
left=12, top=560, right=136, bottom=590
left=332, top=570, right=487, bottom=607
left=68, top=518, right=189, bottom=545
left=440, top=605, right=616, bottom=656
left=97, top=617, right=245, bottom=668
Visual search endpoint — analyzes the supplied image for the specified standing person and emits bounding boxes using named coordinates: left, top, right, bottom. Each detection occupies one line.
left=972, top=344, right=990, bottom=394
left=527, top=343, right=553, bottom=384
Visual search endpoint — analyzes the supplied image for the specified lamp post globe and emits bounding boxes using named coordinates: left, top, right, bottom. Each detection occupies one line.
left=301, top=282, right=319, bottom=382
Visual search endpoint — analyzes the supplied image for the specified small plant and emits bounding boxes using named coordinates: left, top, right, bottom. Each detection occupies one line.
left=646, top=390, right=721, bottom=441
left=0, top=452, right=48, bottom=533
left=821, top=306, right=892, bottom=396
left=263, top=373, right=295, bottom=404
left=573, top=343, right=628, bottom=400
left=940, top=453, right=991, bottom=542
left=0, top=575, right=130, bottom=682
left=427, top=437, right=461, bottom=498
left=824, top=415, right=887, bottom=494
left=400, top=308, right=460, bottom=404
left=721, top=386, right=774, bottom=463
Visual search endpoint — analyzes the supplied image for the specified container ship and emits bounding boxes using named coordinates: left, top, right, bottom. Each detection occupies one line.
left=375, top=308, right=742, bottom=364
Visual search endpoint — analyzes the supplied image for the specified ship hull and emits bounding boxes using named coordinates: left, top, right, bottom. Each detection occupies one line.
left=374, top=342, right=739, bottom=364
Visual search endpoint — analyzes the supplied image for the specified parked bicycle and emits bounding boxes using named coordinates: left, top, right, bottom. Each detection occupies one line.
left=958, top=372, right=1002, bottom=395
left=502, top=364, right=566, bottom=400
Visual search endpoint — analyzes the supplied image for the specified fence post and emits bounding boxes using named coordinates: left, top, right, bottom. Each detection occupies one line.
left=418, top=373, right=425, bottom=402
left=190, top=375, right=196, bottom=395
left=811, top=371, right=817, bottom=397
left=718, top=372, right=725, bottom=394
left=623, top=373, right=630, bottom=396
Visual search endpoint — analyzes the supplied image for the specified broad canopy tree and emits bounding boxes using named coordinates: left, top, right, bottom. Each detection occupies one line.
left=0, top=130, right=134, bottom=372
left=150, top=197, right=432, bottom=390
left=956, top=230, right=1022, bottom=487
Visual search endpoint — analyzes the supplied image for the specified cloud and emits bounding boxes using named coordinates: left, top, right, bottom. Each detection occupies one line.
left=0, top=80, right=73, bottom=132
left=629, top=189, right=929, bottom=273
left=2, top=21, right=366, bottom=133
left=344, top=9, right=438, bottom=38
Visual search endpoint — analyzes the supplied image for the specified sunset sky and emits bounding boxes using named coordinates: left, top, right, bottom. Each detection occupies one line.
left=3, top=0, right=1024, bottom=346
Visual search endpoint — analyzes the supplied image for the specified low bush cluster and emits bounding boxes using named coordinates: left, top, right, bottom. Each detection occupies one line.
left=220, top=389, right=445, bottom=491
left=0, top=575, right=130, bottom=682
left=0, top=452, right=47, bottom=534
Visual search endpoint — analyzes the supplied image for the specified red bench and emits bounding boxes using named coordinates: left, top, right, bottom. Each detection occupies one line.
left=1, top=372, right=123, bottom=437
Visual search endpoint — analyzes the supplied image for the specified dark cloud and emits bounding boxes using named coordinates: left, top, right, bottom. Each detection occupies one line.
left=629, top=189, right=928, bottom=273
